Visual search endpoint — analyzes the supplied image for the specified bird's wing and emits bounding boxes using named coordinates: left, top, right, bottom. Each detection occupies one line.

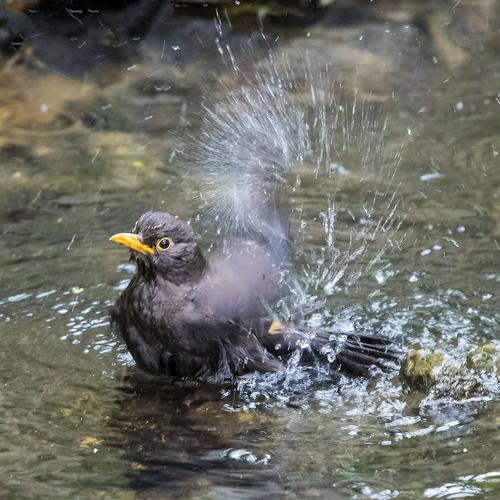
left=194, top=241, right=284, bottom=321
left=169, top=303, right=282, bottom=381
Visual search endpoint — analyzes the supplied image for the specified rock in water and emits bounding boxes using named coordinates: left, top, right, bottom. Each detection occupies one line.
left=401, top=343, right=500, bottom=400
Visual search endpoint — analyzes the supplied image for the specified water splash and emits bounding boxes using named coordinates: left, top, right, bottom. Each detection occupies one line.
left=191, top=68, right=309, bottom=251
left=191, top=55, right=406, bottom=290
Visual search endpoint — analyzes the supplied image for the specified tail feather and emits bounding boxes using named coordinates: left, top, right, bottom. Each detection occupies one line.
left=335, top=334, right=402, bottom=375
left=309, top=329, right=403, bottom=376
left=260, top=322, right=403, bottom=376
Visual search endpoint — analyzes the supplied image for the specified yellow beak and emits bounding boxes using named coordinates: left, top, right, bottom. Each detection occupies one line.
left=109, top=233, right=154, bottom=255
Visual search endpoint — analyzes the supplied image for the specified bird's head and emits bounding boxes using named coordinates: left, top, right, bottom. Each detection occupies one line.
left=110, top=211, right=206, bottom=283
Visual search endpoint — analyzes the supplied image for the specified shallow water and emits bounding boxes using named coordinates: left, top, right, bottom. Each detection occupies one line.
left=1, top=1, right=500, bottom=498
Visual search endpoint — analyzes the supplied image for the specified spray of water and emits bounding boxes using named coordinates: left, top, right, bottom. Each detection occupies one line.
left=191, top=68, right=309, bottom=254
left=190, top=55, right=405, bottom=308
left=300, top=93, right=404, bottom=301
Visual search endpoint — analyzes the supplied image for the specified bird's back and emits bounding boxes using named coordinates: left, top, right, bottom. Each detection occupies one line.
left=193, top=240, right=284, bottom=321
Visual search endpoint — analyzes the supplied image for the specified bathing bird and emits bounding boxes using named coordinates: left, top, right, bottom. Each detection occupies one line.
left=110, top=211, right=401, bottom=383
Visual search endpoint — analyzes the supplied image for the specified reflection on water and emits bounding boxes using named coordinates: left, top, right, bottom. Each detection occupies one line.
left=1, top=1, right=500, bottom=498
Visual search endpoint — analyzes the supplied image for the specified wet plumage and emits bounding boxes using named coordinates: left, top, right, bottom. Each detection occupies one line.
left=111, top=211, right=401, bottom=383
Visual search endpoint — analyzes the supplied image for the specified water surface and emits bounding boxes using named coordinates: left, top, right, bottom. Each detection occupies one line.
left=1, top=1, right=500, bottom=498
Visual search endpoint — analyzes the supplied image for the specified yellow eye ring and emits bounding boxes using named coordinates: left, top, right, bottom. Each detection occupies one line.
left=156, top=237, right=174, bottom=252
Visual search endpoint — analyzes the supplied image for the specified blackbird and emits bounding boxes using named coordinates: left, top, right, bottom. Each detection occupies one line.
left=110, top=211, right=401, bottom=383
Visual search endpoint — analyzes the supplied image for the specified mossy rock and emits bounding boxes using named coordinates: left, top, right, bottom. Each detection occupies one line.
left=402, top=344, right=500, bottom=400
left=466, top=342, right=500, bottom=374
left=400, top=349, right=446, bottom=389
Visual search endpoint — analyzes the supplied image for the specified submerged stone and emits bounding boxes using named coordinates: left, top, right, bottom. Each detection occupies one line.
left=427, top=375, right=489, bottom=401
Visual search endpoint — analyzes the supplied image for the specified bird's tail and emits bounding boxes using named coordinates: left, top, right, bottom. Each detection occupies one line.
left=309, top=329, right=403, bottom=375
left=333, top=334, right=402, bottom=375
left=261, top=321, right=403, bottom=376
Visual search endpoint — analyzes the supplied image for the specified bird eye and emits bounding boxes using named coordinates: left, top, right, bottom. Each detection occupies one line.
left=156, top=237, right=173, bottom=252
